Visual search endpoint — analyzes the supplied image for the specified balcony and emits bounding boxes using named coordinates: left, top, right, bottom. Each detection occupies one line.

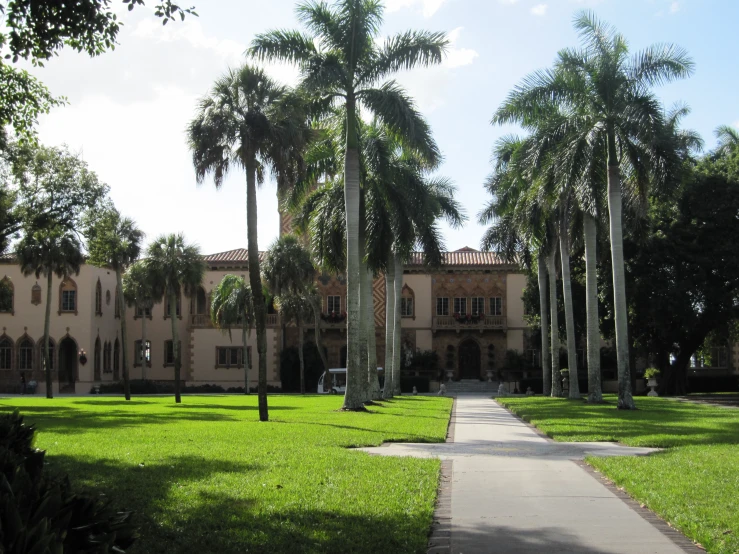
left=432, top=315, right=507, bottom=334
left=190, top=313, right=280, bottom=329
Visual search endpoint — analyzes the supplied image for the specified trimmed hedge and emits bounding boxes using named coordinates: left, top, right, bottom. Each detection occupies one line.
left=91, top=380, right=282, bottom=395
left=0, top=410, right=137, bottom=552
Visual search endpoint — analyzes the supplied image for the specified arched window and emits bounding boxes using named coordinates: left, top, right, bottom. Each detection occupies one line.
left=191, top=286, right=207, bottom=315
left=102, top=341, right=109, bottom=373
left=95, top=279, right=102, bottom=316
left=59, top=278, right=78, bottom=315
left=113, top=339, right=120, bottom=380
left=94, top=338, right=101, bottom=380
left=0, top=335, right=13, bottom=370
left=400, top=284, right=415, bottom=319
left=0, top=277, right=14, bottom=314
left=17, top=336, right=34, bottom=371
left=31, top=282, right=42, bottom=306
left=114, top=286, right=120, bottom=318
left=38, top=338, right=55, bottom=371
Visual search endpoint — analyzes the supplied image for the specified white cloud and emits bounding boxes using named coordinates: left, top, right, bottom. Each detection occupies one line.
left=733, top=120, right=739, bottom=129
left=498, top=0, right=520, bottom=4
left=384, top=0, right=448, bottom=17
left=392, top=26, right=478, bottom=112
left=530, top=4, right=548, bottom=16
left=669, top=1, right=680, bottom=13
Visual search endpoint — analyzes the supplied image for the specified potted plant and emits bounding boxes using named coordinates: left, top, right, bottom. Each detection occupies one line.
left=644, top=368, right=660, bottom=397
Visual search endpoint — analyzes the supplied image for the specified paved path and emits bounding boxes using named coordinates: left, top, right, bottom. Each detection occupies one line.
left=359, top=394, right=698, bottom=554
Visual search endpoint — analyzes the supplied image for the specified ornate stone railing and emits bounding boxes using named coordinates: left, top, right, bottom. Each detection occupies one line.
left=432, top=315, right=507, bottom=334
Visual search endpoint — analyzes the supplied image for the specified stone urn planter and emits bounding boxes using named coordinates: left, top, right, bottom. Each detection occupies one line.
left=644, top=368, right=660, bottom=397
left=486, top=370, right=493, bottom=382
left=446, top=369, right=454, bottom=381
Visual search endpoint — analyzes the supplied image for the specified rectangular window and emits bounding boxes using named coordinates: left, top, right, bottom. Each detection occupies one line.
left=471, top=297, right=485, bottom=315
left=327, top=295, right=341, bottom=314
left=216, top=346, right=245, bottom=368
left=135, top=305, right=152, bottom=317
left=527, top=349, right=541, bottom=368
left=400, top=297, right=413, bottom=317
left=165, top=340, right=181, bottom=366
left=134, top=340, right=151, bottom=366
left=61, top=290, right=76, bottom=312
left=453, top=297, right=467, bottom=315
left=164, top=295, right=181, bottom=318
left=18, top=347, right=32, bottom=370
left=436, top=297, right=449, bottom=316
left=489, top=297, right=502, bottom=316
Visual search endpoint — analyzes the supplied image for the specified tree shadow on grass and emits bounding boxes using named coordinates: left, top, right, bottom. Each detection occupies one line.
left=507, top=397, right=739, bottom=447
left=2, top=407, right=240, bottom=435
left=46, top=453, right=435, bottom=554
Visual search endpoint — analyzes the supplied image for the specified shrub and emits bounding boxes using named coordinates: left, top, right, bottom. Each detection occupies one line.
left=400, top=376, right=430, bottom=393
left=643, top=368, right=660, bottom=380
left=280, top=342, right=325, bottom=393
left=0, top=410, right=138, bottom=552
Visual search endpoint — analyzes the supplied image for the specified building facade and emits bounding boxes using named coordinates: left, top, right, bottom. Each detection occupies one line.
left=0, top=246, right=536, bottom=394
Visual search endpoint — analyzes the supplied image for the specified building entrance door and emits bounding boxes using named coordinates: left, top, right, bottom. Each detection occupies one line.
left=459, top=339, right=481, bottom=380
left=58, top=338, right=77, bottom=393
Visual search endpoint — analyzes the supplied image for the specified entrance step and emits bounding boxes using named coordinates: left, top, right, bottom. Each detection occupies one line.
left=445, top=379, right=498, bottom=393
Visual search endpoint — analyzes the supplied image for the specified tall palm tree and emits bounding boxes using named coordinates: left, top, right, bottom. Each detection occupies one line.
left=122, top=260, right=157, bottom=381
left=262, top=235, right=329, bottom=373
left=494, top=11, right=694, bottom=409
left=85, top=209, right=143, bottom=401
left=210, top=274, right=255, bottom=393
left=275, top=290, right=315, bottom=394
left=16, top=227, right=83, bottom=399
left=144, top=234, right=206, bottom=404
left=251, top=0, right=446, bottom=410
left=188, top=64, right=312, bottom=422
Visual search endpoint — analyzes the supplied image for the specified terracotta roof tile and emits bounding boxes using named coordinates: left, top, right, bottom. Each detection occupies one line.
left=202, top=248, right=266, bottom=264
left=202, top=247, right=510, bottom=268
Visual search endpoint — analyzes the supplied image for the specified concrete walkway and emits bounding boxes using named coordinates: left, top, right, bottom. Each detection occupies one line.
left=359, top=394, right=699, bottom=554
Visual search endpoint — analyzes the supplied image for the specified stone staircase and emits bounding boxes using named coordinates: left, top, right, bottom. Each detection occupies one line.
left=445, top=379, right=499, bottom=394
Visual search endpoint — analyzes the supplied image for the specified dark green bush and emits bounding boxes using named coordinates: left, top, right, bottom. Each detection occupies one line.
left=280, top=342, right=325, bottom=393
left=400, top=376, right=430, bottom=393
left=0, top=410, right=138, bottom=552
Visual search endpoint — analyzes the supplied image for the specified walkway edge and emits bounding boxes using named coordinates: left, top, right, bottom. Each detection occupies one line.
left=428, top=396, right=456, bottom=553
left=496, top=398, right=704, bottom=553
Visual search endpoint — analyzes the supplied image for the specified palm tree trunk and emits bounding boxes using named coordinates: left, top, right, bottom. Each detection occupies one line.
left=383, top=256, right=395, bottom=399
left=560, top=212, right=580, bottom=399
left=43, top=272, right=53, bottom=399
left=242, top=324, right=249, bottom=394
left=364, top=267, right=381, bottom=401
left=308, top=295, right=329, bottom=373
left=547, top=248, right=562, bottom=397
left=357, top=257, right=370, bottom=403
left=246, top=155, right=269, bottom=421
left=392, top=254, right=403, bottom=396
left=141, top=308, right=147, bottom=381
left=298, top=319, right=305, bottom=394
left=170, top=291, right=181, bottom=403
left=538, top=252, right=551, bottom=396
left=584, top=213, right=603, bottom=403
left=116, top=270, right=131, bottom=400
left=342, top=96, right=364, bottom=410
left=607, top=130, right=635, bottom=410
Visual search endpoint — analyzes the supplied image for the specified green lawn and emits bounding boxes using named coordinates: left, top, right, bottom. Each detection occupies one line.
left=497, top=395, right=739, bottom=554
left=0, top=394, right=452, bottom=554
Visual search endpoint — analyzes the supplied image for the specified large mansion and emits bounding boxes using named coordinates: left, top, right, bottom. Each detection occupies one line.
left=0, top=245, right=532, bottom=394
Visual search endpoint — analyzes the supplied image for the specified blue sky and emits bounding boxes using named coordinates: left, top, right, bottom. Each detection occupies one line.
left=26, top=0, right=739, bottom=255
